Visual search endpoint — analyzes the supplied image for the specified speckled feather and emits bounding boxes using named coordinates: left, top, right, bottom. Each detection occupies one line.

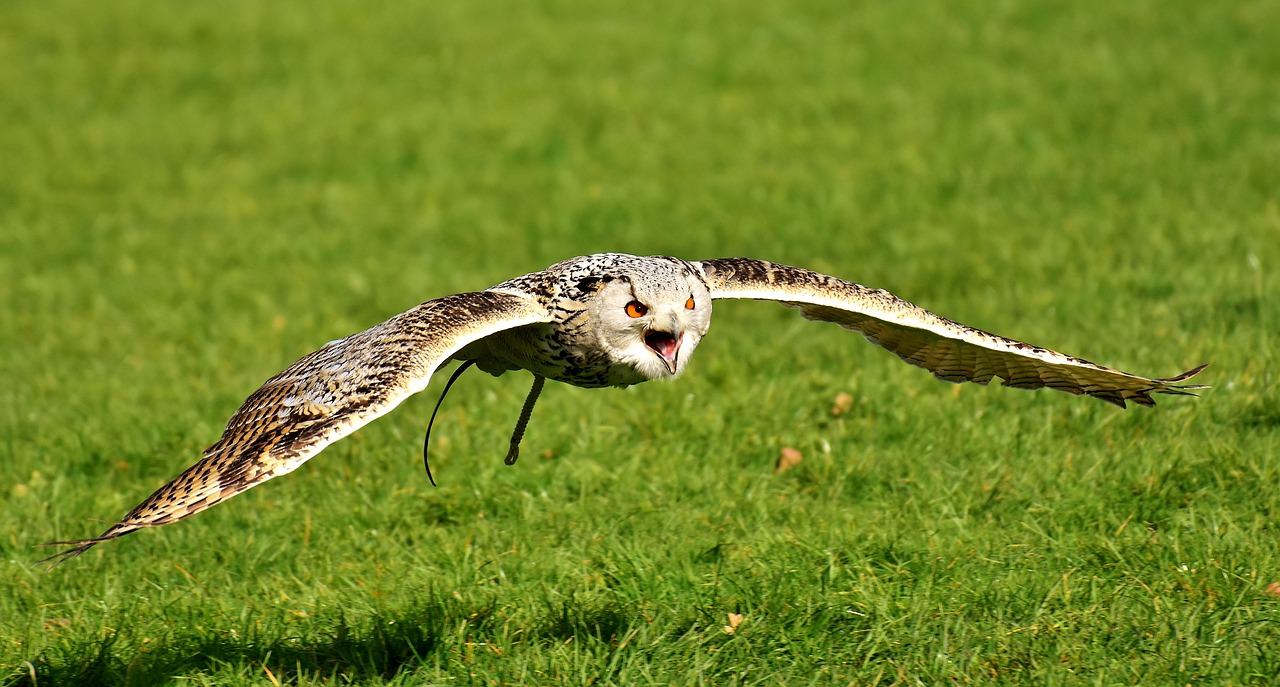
left=696, top=258, right=1207, bottom=407
left=40, top=254, right=1206, bottom=566
left=40, top=289, right=554, bottom=565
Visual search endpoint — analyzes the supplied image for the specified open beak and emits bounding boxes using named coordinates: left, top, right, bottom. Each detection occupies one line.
left=643, top=329, right=682, bottom=375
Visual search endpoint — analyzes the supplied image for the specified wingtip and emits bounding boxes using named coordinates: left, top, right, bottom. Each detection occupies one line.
left=1129, top=363, right=1209, bottom=408
left=34, top=539, right=102, bottom=570
left=1160, top=363, right=1210, bottom=390
left=34, top=522, right=140, bottom=570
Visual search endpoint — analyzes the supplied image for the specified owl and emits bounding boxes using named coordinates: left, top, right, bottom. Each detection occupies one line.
left=41, top=254, right=1206, bottom=565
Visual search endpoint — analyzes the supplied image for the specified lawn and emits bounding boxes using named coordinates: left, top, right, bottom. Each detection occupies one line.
left=2, top=0, right=1278, bottom=684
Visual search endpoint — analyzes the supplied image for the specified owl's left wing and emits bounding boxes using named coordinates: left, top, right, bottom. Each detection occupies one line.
left=40, top=289, right=552, bottom=566
left=696, top=257, right=1206, bottom=407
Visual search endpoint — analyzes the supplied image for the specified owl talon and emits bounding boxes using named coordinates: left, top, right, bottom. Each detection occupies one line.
left=504, top=375, right=544, bottom=468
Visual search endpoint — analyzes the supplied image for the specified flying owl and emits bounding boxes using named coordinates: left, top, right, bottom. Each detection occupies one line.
left=41, top=254, right=1206, bottom=565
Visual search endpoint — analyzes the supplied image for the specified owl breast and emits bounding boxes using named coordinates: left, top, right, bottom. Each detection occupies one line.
left=461, top=317, right=648, bottom=389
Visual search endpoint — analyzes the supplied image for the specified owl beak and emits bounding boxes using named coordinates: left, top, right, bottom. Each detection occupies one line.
left=643, top=329, right=682, bottom=374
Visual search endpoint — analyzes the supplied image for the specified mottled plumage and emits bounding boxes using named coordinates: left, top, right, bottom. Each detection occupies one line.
left=41, top=254, right=1206, bottom=566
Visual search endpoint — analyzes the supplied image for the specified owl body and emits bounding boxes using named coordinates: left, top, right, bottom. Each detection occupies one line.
left=460, top=253, right=713, bottom=388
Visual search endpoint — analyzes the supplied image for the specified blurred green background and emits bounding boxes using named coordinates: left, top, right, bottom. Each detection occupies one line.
left=2, top=0, right=1277, bottom=684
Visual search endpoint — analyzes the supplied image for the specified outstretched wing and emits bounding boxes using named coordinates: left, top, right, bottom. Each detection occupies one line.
left=41, top=290, right=552, bottom=566
left=696, top=257, right=1206, bottom=407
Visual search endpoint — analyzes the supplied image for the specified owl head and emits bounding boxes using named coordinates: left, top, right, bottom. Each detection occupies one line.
left=579, top=256, right=713, bottom=381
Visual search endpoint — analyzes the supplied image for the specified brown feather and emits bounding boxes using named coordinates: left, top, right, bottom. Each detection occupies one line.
left=39, top=290, right=551, bottom=566
left=696, top=257, right=1207, bottom=407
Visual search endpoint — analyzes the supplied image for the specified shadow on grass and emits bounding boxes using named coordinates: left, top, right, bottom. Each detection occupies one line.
left=533, top=594, right=635, bottom=645
left=10, top=606, right=448, bottom=687
left=11, top=592, right=650, bottom=687
left=1237, top=400, right=1280, bottom=431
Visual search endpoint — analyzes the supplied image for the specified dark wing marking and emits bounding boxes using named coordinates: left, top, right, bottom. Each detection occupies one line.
left=41, top=290, right=552, bottom=566
left=696, top=257, right=1207, bottom=407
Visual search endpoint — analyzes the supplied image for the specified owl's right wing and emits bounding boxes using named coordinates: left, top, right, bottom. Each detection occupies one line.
left=41, top=289, right=552, bottom=566
left=696, top=257, right=1206, bottom=407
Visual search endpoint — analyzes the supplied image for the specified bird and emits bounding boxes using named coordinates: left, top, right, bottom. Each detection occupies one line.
left=39, top=253, right=1207, bottom=566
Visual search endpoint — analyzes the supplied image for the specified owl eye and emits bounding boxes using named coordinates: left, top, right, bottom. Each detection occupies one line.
left=685, top=297, right=695, bottom=310
left=624, top=301, right=648, bottom=318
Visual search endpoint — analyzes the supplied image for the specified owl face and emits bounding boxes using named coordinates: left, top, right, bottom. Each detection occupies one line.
left=589, top=264, right=713, bottom=381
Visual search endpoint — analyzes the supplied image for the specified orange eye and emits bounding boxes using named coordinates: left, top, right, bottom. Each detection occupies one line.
left=625, top=301, right=648, bottom=318
left=685, top=297, right=695, bottom=310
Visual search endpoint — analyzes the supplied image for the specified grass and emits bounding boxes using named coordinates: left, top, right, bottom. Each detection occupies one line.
left=2, top=0, right=1278, bottom=684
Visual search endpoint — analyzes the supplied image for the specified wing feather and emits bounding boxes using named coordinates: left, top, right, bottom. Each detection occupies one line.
left=41, top=289, right=552, bottom=565
left=697, top=257, right=1206, bottom=407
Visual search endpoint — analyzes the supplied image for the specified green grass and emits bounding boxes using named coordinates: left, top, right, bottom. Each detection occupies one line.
left=2, top=0, right=1278, bottom=684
